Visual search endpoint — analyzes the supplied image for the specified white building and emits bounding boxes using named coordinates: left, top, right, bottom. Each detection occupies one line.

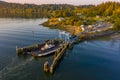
left=58, top=17, right=65, bottom=22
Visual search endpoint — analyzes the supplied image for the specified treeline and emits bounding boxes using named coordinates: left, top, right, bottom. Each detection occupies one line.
left=0, top=1, right=120, bottom=19
left=49, top=2, right=120, bottom=19
left=0, top=1, right=95, bottom=18
left=0, top=1, right=91, bottom=18
left=81, top=2, right=120, bottom=20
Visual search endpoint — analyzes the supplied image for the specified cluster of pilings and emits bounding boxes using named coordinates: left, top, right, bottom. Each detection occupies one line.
left=44, top=42, right=69, bottom=74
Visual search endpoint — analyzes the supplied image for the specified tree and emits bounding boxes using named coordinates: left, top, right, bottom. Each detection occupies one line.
left=74, top=20, right=82, bottom=26
left=113, top=18, right=120, bottom=31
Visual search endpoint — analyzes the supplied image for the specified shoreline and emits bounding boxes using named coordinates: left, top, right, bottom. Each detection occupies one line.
left=41, top=22, right=68, bottom=31
left=42, top=21, right=82, bottom=36
left=111, top=32, right=120, bottom=40
left=42, top=21, right=120, bottom=41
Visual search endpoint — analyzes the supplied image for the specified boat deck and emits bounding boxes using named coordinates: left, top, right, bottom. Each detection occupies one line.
left=32, top=45, right=61, bottom=57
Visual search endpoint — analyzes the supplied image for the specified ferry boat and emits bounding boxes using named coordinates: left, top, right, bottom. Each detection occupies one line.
left=32, top=40, right=63, bottom=57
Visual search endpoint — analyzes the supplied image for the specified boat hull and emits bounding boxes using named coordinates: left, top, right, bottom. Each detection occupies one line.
left=32, top=47, right=61, bottom=57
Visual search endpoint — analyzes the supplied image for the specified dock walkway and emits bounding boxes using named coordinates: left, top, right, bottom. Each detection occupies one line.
left=44, top=42, right=69, bottom=74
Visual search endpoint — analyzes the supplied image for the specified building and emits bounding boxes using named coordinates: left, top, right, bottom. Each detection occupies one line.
left=58, top=17, right=65, bottom=22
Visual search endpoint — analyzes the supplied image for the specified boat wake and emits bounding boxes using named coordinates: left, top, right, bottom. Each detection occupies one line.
left=0, top=56, right=33, bottom=80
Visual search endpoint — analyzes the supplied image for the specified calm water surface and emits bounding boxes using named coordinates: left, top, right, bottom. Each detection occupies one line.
left=0, top=18, right=120, bottom=80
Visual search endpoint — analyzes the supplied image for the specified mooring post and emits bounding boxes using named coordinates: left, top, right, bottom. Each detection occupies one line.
left=44, top=61, right=49, bottom=72
left=50, top=66, right=53, bottom=74
left=16, top=46, right=19, bottom=55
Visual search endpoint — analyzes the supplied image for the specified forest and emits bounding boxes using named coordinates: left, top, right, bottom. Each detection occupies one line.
left=0, top=1, right=78, bottom=18
left=0, top=1, right=120, bottom=30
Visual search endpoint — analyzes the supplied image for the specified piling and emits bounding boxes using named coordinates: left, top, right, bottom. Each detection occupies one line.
left=50, top=65, right=54, bottom=74
left=44, top=61, right=49, bottom=72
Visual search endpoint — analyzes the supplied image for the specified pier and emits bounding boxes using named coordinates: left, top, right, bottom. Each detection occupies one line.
left=16, top=44, right=39, bottom=55
left=43, top=38, right=83, bottom=74
left=16, top=31, right=83, bottom=74
left=44, top=42, right=69, bottom=74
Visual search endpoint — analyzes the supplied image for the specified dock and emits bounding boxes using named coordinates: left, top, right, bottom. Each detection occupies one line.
left=44, top=42, right=69, bottom=74
left=16, top=31, right=84, bottom=74
left=43, top=34, right=86, bottom=74
left=16, top=44, right=39, bottom=55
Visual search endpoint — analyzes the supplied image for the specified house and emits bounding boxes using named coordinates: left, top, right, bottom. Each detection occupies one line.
left=87, top=25, right=93, bottom=28
left=96, top=15, right=100, bottom=18
left=80, top=25, right=85, bottom=32
left=58, top=17, right=65, bottom=22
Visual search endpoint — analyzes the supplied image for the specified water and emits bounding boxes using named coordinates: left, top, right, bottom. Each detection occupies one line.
left=0, top=18, right=120, bottom=80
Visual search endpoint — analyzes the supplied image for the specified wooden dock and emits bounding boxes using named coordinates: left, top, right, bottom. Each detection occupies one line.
left=44, top=42, right=69, bottom=74
left=43, top=37, right=84, bottom=74
left=16, top=44, right=39, bottom=55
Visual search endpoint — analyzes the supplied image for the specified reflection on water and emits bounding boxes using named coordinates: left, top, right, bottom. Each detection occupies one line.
left=0, top=18, right=120, bottom=80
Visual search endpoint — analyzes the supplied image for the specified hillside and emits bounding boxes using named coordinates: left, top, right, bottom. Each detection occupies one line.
left=0, top=1, right=120, bottom=31
left=0, top=1, right=92, bottom=18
